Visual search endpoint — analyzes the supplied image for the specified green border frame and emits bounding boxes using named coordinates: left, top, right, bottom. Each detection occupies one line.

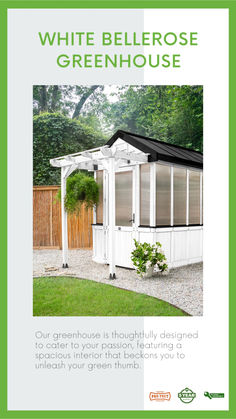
left=0, top=1, right=234, bottom=418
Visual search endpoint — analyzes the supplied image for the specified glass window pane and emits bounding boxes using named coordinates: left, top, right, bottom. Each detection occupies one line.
left=115, top=171, right=132, bottom=226
left=174, top=167, right=187, bottom=225
left=140, top=164, right=150, bottom=226
left=189, top=170, right=200, bottom=224
left=156, top=164, right=171, bottom=226
left=96, top=171, right=103, bottom=224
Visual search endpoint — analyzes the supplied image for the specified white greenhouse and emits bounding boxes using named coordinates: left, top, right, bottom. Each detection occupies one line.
left=50, top=130, right=203, bottom=279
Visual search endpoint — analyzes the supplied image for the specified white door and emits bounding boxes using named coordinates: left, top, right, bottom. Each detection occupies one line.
left=114, top=168, right=135, bottom=268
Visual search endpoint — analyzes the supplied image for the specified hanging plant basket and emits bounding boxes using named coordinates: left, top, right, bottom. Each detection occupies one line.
left=57, top=172, right=99, bottom=213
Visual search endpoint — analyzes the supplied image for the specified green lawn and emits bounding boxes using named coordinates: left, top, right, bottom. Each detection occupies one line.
left=33, top=276, right=188, bottom=316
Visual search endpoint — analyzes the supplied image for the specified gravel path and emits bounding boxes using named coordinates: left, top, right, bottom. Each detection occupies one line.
left=33, top=249, right=203, bottom=316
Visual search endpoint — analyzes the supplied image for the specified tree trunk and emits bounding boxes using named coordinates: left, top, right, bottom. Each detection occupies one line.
left=51, top=85, right=59, bottom=111
left=72, top=85, right=99, bottom=119
left=40, top=86, right=47, bottom=112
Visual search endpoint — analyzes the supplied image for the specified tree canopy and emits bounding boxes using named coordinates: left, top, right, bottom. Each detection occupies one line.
left=33, top=85, right=203, bottom=185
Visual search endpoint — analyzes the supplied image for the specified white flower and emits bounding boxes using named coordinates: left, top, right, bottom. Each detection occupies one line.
left=146, top=260, right=152, bottom=268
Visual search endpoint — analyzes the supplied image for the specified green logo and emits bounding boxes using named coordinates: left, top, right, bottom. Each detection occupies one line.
left=178, top=388, right=196, bottom=403
left=204, top=392, right=224, bottom=400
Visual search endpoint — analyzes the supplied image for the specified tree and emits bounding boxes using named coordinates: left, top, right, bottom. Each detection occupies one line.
left=33, top=86, right=75, bottom=116
left=101, top=85, right=203, bottom=151
left=72, top=85, right=100, bottom=119
left=167, top=86, right=203, bottom=151
left=33, top=85, right=104, bottom=118
left=51, top=85, right=59, bottom=112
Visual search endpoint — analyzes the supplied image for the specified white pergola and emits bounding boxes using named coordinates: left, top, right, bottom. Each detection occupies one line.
left=50, top=144, right=149, bottom=279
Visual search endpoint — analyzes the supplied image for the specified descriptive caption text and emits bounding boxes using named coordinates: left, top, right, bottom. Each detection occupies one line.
left=34, top=329, right=199, bottom=372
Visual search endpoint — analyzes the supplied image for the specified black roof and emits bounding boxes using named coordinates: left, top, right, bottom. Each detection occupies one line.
left=106, top=130, right=203, bottom=169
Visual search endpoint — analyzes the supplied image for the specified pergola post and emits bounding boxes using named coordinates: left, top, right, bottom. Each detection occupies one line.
left=61, top=166, right=69, bottom=268
left=108, top=157, right=116, bottom=279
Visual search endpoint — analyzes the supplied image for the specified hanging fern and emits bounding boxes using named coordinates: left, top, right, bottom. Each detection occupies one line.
left=57, top=172, right=99, bottom=213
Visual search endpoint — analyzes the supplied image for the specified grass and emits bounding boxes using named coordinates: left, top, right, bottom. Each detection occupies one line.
left=33, top=276, right=188, bottom=317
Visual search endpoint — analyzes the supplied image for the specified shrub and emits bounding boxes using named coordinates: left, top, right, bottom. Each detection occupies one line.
left=131, top=239, right=168, bottom=277
left=33, top=112, right=105, bottom=185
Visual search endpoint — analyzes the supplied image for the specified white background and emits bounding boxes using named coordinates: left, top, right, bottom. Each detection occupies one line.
left=143, top=9, right=229, bottom=411
left=8, top=8, right=228, bottom=411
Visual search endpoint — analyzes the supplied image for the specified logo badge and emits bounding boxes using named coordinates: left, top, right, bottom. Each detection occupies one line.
left=204, top=392, right=224, bottom=400
left=149, top=392, right=171, bottom=401
left=178, top=388, right=196, bottom=403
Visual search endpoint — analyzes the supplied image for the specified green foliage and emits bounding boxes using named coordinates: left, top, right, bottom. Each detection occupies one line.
left=57, top=172, right=99, bottom=213
left=33, top=113, right=106, bottom=185
left=131, top=239, right=168, bottom=277
left=33, top=276, right=187, bottom=316
left=33, top=85, right=203, bottom=186
left=166, top=85, right=203, bottom=151
left=103, top=85, right=203, bottom=152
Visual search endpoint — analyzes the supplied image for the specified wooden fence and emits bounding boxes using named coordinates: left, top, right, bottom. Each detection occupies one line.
left=33, top=186, right=93, bottom=249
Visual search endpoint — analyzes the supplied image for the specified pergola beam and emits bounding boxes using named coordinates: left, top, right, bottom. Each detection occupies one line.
left=81, top=151, right=94, bottom=159
left=51, top=148, right=148, bottom=169
left=114, top=150, right=148, bottom=163
left=66, top=164, right=79, bottom=178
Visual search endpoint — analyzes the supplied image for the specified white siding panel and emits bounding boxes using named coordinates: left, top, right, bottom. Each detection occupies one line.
left=115, top=230, right=134, bottom=268
left=172, top=230, right=188, bottom=262
left=188, top=228, right=202, bottom=259
left=93, top=225, right=203, bottom=269
left=138, top=230, right=155, bottom=244
left=155, top=231, right=171, bottom=263
left=92, top=227, right=107, bottom=263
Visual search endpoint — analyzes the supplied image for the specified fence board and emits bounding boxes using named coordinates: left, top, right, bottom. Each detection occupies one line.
left=33, top=186, right=93, bottom=249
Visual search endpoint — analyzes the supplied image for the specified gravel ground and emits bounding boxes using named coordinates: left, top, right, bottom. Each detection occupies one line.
left=33, top=249, right=203, bottom=316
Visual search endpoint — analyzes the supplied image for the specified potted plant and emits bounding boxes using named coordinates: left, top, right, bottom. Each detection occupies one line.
left=57, top=172, right=99, bottom=213
left=131, top=239, right=168, bottom=278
